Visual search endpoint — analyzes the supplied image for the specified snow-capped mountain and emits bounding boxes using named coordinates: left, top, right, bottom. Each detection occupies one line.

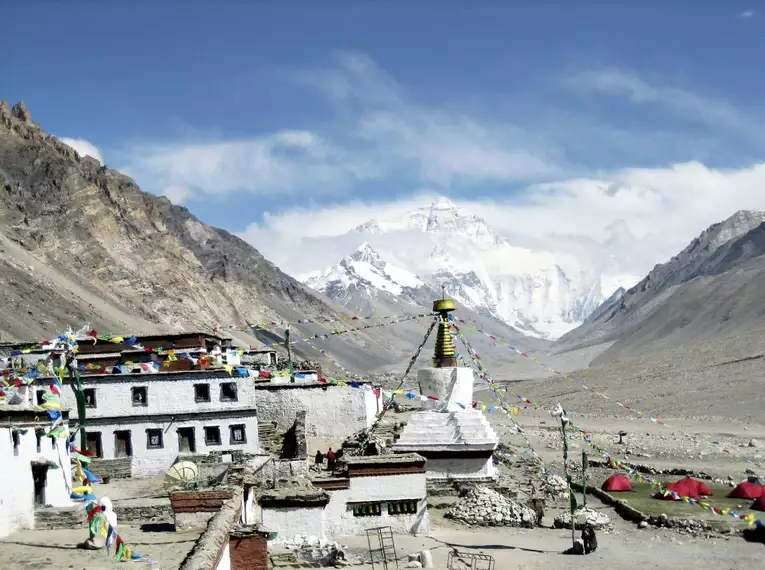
left=300, top=197, right=639, bottom=339
left=302, top=243, right=436, bottom=314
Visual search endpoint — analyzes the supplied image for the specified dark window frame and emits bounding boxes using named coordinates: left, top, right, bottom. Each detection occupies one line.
left=177, top=427, right=196, bottom=453
left=204, top=426, right=222, bottom=446
left=84, top=388, right=97, bottom=408
left=229, top=424, right=247, bottom=445
left=131, top=386, right=148, bottom=407
left=35, top=390, right=45, bottom=406
left=86, top=431, right=103, bottom=458
left=219, top=382, right=238, bottom=402
left=146, top=429, right=164, bottom=449
left=194, top=383, right=211, bottom=403
left=114, top=430, right=133, bottom=457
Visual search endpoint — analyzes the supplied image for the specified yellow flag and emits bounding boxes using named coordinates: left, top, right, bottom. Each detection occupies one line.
left=224, top=365, right=233, bottom=375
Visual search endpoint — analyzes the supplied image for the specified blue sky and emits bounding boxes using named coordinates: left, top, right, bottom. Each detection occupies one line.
left=4, top=2, right=765, bottom=272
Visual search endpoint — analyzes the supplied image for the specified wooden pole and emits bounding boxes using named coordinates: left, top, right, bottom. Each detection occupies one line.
left=582, top=450, right=587, bottom=510
left=561, top=418, right=575, bottom=547
left=285, top=326, right=295, bottom=383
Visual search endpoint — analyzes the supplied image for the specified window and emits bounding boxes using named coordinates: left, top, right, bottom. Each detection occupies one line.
left=177, top=428, right=196, bottom=453
left=86, top=432, right=103, bottom=458
left=204, top=426, right=221, bottom=446
left=36, top=390, right=45, bottom=405
left=131, top=386, right=148, bottom=406
left=36, top=429, right=43, bottom=453
left=388, top=499, right=419, bottom=515
left=84, top=388, right=97, bottom=408
left=115, top=431, right=133, bottom=457
left=220, top=382, right=238, bottom=402
left=350, top=502, right=383, bottom=517
left=194, top=383, right=210, bottom=403
left=229, top=424, right=247, bottom=445
left=12, top=430, right=20, bottom=456
left=146, top=429, right=163, bottom=449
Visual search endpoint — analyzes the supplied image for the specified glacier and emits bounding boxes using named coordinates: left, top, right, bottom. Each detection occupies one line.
left=300, top=197, right=641, bottom=339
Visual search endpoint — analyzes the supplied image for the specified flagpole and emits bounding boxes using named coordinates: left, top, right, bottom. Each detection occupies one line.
left=285, top=325, right=295, bottom=383
left=554, top=403, right=576, bottom=550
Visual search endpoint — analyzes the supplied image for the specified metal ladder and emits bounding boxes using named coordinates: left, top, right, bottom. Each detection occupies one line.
left=365, top=526, right=399, bottom=569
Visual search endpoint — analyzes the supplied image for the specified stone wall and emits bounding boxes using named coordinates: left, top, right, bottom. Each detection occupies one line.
left=117, top=504, right=173, bottom=524
left=91, top=457, right=133, bottom=480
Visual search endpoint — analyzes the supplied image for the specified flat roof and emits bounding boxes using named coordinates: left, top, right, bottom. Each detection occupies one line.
left=344, top=453, right=425, bottom=465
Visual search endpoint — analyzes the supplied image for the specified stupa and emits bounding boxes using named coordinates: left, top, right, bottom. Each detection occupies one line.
left=392, top=294, right=499, bottom=482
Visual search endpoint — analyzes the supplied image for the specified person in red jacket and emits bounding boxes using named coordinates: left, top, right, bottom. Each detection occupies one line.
left=326, top=447, right=336, bottom=472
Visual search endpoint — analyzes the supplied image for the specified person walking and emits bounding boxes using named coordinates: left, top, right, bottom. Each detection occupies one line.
left=314, top=449, right=324, bottom=470
left=326, top=447, right=337, bottom=472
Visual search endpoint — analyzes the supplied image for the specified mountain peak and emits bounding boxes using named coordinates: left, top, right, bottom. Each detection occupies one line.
left=354, top=197, right=503, bottom=246
left=349, top=241, right=381, bottom=264
left=428, top=196, right=458, bottom=210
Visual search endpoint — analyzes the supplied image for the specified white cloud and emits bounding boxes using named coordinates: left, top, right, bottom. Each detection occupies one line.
left=163, top=184, right=191, bottom=204
left=737, top=10, right=755, bottom=18
left=239, top=162, right=765, bottom=277
left=122, top=130, right=366, bottom=198
left=59, top=137, right=103, bottom=163
left=121, top=52, right=558, bottom=198
left=569, top=68, right=763, bottom=143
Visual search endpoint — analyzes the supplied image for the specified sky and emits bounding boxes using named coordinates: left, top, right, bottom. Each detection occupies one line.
left=4, top=2, right=765, bottom=276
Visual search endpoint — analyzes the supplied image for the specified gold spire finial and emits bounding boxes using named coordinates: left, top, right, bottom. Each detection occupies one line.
left=432, top=290, right=457, bottom=368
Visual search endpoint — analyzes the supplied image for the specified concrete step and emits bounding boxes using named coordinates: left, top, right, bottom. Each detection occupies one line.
left=35, top=506, right=87, bottom=530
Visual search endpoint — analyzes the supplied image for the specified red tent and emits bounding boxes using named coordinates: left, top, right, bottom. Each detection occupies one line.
left=602, top=473, right=633, bottom=492
left=728, top=481, right=765, bottom=499
left=752, top=495, right=765, bottom=512
left=655, top=477, right=713, bottom=500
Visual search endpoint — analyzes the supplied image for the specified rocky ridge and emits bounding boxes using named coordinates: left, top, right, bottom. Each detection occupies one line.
left=0, top=100, right=422, bottom=373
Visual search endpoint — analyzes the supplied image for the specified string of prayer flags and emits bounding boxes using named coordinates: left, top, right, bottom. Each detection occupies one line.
left=450, top=313, right=762, bottom=469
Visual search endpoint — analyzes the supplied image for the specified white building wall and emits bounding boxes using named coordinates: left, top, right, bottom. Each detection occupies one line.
left=0, top=425, right=73, bottom=538
left=422, top=457, right=495, bottom=482
left=89, top=416, right=260, bottom=478
left=39, top=373, right=258, bottom=420
left=323, top=473, right=429, bottom=538
left=418, top=367, right=474, bottom=411
left=255, top=385, right=374, bottom=438
left=261, top=505, right=326, bottom=543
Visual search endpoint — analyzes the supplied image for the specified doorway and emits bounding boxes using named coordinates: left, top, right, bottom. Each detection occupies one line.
left=177, top=428, right=196, bottom=453
left=31, top=464, right=47, bottom=506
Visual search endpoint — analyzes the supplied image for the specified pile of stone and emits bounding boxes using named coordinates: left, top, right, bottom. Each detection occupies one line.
left=281, top=535, right=359, bottom=567
left=543, top=474, right=569, bottom=499
left=445, top=487, right=537, bottom=528
left=553, top=507, right=612, bottom=531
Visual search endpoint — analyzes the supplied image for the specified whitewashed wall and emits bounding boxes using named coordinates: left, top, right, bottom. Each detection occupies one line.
left=261, top=505, right=326, bottom=543
left=89, top=416, right=260, bottom=477
left=35, top=372, right=258, bottom=420
left=0, top=425, right=72, bottom=538
left=323, top=473, right=429, bottom=537
left=424, top=457, right=495, bottom=482
left=255, top=385, right=376, bottom=439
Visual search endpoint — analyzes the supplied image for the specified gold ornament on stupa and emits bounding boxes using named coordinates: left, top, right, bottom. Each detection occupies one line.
left=432, top=286, right=457, bottom=368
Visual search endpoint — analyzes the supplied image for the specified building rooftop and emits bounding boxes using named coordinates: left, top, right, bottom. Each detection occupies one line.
left=0, top=404, right=69, bottom=421
left=344, top=453, right=425, bottom=465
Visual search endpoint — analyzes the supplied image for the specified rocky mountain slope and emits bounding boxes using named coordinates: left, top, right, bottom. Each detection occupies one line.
left=299, top=197, right=638, bottom=340
left=557, top=209, right=765, bottom=363
left=0, top=100, right=444, bottom=373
